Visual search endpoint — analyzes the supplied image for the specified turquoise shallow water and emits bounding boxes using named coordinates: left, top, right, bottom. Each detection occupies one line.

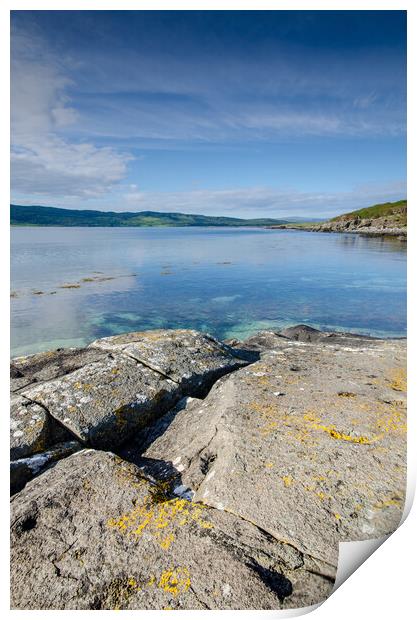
left=11, top=226, right=406, bottom=357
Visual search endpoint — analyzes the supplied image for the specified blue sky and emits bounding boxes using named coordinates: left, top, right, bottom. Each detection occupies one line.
left=11, top=10, right=406, bottom=218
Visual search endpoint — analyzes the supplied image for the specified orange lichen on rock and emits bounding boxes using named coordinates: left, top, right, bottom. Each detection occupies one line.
left=249, top=401, right=285, bottom=436
left=158, top=567, right=191, bottom=597
left=389, top=368, right=407, bottom=392
left=107, top=490, right=213, bottom=550
left=303, top=411, right=378, bottom=444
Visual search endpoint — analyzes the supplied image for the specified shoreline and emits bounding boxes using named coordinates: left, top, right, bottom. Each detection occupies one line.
left=10, top=325, right=407, bottom=360
left=267, top=223, right=407, bottom=239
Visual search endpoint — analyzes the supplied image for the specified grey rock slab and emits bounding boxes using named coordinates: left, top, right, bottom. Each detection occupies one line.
left=10, top=450, right=335, bottom=610
left=236, top=326, right=382, bottom=355
left=236, top=330, right=287, bottom=353
left=11, top=347, right=107, bottom=393
left=277, top=324, right=380, bottom=347
left=21, top=353, right=181, bottom=449
left=89, top=329, right=250, bottom=395
left=10, top=440, right=82, bottom=495
left=142, top=338, right=406, bottom=561
left=278, top=325, right=324, bottom=342
left=120, top=396, right=203, bottom=463
left=10, top=395, right=49, bottom=460
left=10, top=394, right=71, bottom=460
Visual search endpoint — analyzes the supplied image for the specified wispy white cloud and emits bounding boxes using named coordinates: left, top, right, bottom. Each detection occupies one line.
left=14, top=178, right=405, bottom=219
left=10, top=16, right=406, bottom=211
left=11, top=26, right=132, bottom=199
left=78, top=99, right=404, bottom=145
left=12, top=138, right=132, bottom=197
left=116, top=180, right=406, bottom=218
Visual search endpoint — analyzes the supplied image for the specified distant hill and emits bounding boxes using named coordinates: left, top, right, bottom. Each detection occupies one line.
left=10, top=204, right=291, bottom=228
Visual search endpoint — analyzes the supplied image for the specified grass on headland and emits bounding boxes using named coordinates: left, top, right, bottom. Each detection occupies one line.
left=330, top=200, right=407, bottom=225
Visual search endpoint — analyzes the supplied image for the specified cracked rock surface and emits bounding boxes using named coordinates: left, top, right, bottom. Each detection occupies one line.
left=11, top=330, right=250, bottom=458
left=11, top=450, right=333, bottom=610
left=10, top=327, right=406, bottom=609
left=10, top=440, right=82, bottom=495
left=10, top=394, right=72, bottom=460
left=139, top=336, right=406, bottom=552
left=89, top=328, right=251, bottom=394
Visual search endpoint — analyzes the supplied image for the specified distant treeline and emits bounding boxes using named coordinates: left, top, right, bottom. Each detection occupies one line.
left=10, top=204, right=290, bottom=228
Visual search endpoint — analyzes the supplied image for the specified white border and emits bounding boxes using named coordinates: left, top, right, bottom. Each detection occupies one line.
left=1, top=2, right=414, bottom=619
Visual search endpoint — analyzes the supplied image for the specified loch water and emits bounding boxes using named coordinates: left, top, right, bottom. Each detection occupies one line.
left=11, top=226, right=406, bottom=357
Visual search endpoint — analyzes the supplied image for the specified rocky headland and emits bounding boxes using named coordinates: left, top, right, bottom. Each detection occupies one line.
left=269, top=200, right=407, bottom=239
left=10, top=326, right=407, bottom=610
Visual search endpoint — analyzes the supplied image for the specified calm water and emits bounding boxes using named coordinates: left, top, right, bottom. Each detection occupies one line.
left=11, top=227, right=406, bottom=357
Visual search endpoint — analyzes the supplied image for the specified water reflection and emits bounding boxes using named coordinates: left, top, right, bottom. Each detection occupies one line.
left=11, top=227, right=406, bottom=356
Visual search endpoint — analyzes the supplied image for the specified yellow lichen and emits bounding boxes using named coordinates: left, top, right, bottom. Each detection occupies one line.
left=107, top=491, right=213, bottom=550
left=127, top=577, right=139, bottom=589
left=260, top=421, right=278, bottom=435
left=303, top=411, right=379, bottom=444
left=357, top=399, right=406, bottom=435
left=159, top=533, right=175, bottom=550
left=256, top=375, right=272, bottom=387
left=73, top=381, right=94, bottom=391
left=374, top=497, right=403, bottom=509
left=249, top=401, right=284, bottom=436
left=114, top=461, right=144, bottom=489
left=376, top=408, right=407, bottom=434
left=389, top=368, right=407, bottom=392
left=158, top=567, right=191, bottom=597
left=282, top=475, right=294, bottom=488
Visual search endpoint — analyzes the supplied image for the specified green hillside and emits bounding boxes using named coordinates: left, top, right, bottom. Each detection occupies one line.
left=10, top=204, right=289, bottom=228
left=330, top=200, right=407, bottom=226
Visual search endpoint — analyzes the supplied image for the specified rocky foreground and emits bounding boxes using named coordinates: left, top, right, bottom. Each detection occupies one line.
left=10, top=326, right=407, bottom=610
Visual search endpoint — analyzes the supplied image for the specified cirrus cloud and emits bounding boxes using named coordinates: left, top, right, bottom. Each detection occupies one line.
left=120, top=180, right=406, bottom=219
